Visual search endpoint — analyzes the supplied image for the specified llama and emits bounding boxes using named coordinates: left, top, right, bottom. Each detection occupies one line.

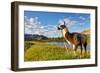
left=57, top=21, right=87, bottom=55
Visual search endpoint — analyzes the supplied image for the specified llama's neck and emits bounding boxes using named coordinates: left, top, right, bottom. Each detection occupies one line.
left=62, top=28, right=73, bottom=47
left=62, top=28, right=69, bottom=36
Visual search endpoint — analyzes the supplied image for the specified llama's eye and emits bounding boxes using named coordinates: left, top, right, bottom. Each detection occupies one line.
left=61, top=25, right=63, bottom=27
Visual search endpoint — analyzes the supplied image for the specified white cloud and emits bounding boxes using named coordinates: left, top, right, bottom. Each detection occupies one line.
left=79, top=23, right=85, bottom=26
left=58, top=18, right=77, bottom=27
left=79, top=16, right=86, bottom=20
left=24, top=16, right=62, bottom=38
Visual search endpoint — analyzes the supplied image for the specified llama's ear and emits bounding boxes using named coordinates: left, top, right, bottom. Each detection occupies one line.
left=64, top=21, right=66, bottom=25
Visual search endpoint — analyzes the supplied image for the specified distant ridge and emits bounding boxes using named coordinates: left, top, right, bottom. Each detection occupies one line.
left=82, top=29, right=90, bottom=35
left=25, top=34, right=48, bottom=41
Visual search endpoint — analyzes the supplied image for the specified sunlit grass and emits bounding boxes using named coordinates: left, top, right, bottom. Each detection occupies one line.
left=24, top=41, right=90, bottom=61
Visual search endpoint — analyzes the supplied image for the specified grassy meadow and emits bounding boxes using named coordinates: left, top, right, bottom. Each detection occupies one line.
left=24, top=41, right=90, bottom=61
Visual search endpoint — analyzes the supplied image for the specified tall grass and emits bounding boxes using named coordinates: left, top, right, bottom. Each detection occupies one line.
left=24, top=41, right=90, bottom=61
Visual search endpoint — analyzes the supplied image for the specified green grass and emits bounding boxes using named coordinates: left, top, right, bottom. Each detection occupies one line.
left=24, top=41, right=90, bottom=61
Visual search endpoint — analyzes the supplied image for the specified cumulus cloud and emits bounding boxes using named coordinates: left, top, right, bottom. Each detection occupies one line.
left=79, top=16, right=86, bottom=20
left=58, top=18, right=77, bottom=27
left=24, top=16, right=61, bottom=38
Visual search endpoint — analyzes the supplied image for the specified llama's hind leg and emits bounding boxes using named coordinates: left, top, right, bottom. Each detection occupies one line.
left=79, top=45, right=83, bottom=58
left=80, top=45, right=83, bottom=55
left=84, top=42, right=87, bottom=56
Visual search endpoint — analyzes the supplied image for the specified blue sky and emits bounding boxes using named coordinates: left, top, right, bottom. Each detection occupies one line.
left=24, top=11, right=90, bottom=38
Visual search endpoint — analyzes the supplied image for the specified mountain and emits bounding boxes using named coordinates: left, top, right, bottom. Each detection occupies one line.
left=24, top=34, right=48, bottom=41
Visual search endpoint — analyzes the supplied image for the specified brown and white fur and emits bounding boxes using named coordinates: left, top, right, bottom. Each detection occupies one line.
left=58, top=21, right=87, bottom=55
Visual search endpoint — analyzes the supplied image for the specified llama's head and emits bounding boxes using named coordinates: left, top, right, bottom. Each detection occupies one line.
left=57, top=24, right=66, bottom=30
left=57, top=21, right=69, bottom=32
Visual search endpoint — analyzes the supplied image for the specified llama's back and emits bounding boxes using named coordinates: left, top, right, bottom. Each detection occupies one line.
left=71, top=32, right=87, bottom=44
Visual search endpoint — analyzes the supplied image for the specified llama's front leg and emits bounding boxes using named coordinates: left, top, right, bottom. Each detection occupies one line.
left=72, top=44, right=75, bottom=50
left=64, top=42, right=68, bottom=51
left=64, top=40, right=71, bottom=50
left=73, top=45, right=77, bottom=57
